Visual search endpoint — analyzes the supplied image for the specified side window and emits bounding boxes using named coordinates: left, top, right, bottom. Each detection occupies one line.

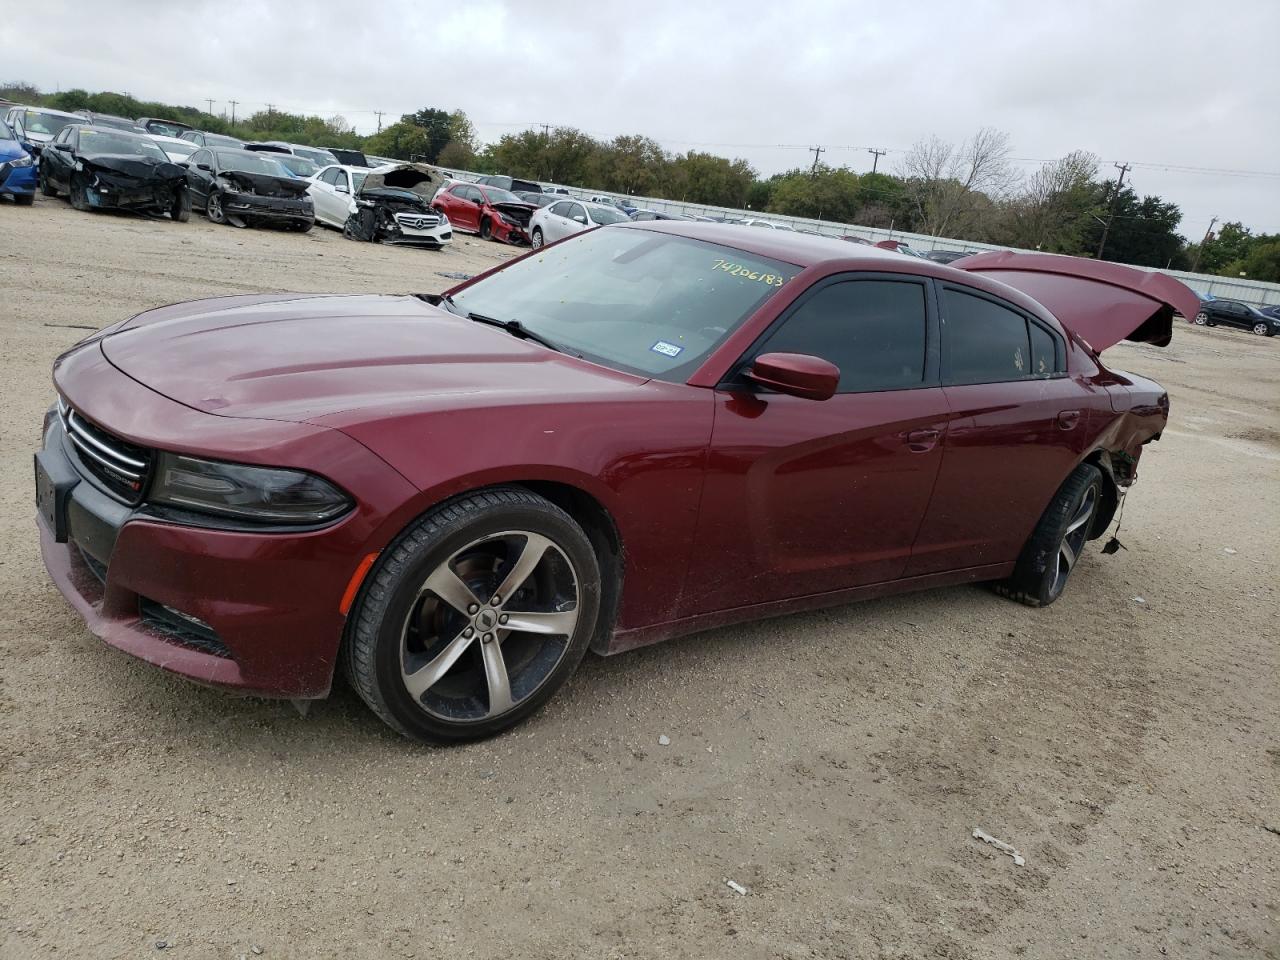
left=568, top=203, right=586, bottom=221
left=549, top=201, right=572, bottom=217
left=1028, top=321, right=1060, bottom=377
left=189, top=150, right=211, bottom=168
left=943, top=289, right=1033, bottom=385
left=758, top=280, right=929, bottom=393
left=319, top=167, right=341, bottom=186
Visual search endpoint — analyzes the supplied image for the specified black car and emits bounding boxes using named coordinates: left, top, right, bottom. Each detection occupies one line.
left=72, top=110, right=146, bottom=133
left=38, top=124, right=189, bottom=220
left=327, top=147, right=369, bottom=167
left=925, top=249, right=975, bottom=265
left=476, top=174, right=541, bottom=194
left=184, top=147, right=314, bottom=230
left=630, top=209, right=695, bottom=221
left=1260, top=304, right=1280, bottom=322
left=1193, top=298, right=1280, bottom=337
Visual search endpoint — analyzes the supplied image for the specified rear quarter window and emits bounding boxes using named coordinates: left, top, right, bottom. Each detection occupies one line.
left=943, top=289, right=1064, bottom=384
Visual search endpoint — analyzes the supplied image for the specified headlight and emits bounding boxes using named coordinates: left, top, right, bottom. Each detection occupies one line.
left=12, top=153, right=33, bottom=168
left=149, top=453, right=353, bottom=524
left=439, top=212, right=449, bottom=224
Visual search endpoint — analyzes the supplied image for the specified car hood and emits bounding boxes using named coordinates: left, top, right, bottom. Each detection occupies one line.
left=80, top=152, right=186, bottom=181
left=98, top=293, right=646, bottom=423
left=358, top=162, right=446, bottom=200
left=954, top=251, right=1200, bottom=352
left=218, top=169, right=312, bottom=197
left=0, top=139, right=26, bottom=161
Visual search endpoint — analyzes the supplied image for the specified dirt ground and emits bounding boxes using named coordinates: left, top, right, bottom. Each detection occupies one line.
left=0, top=196, right=1276, bottom=960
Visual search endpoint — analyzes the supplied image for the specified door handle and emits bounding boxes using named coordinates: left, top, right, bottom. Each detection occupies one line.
left=1057, top=410, right=1082, bottom=430
left=904, top=428, right=940, bottom=452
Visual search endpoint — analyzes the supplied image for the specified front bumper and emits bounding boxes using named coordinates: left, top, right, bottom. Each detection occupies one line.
left=0, top=160, right=36, bottom=196
left=492, top=219, right=530, bottom=244
left=223, top=191, right=313, bottom=222
left=35, top=375, right=416, bottom=699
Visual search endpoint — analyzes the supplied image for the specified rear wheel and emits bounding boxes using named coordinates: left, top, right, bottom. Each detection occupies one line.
left=171, top=186, right=190, bottom=223
left=531, top=227, right=544, bottom=249
left=206, top=190, right=226, bottom=224
left=343, top=487, right=602, bottom=743
left=13, top=193, right=34, bottom=206
left=995, top=463, right=1103, bottom=607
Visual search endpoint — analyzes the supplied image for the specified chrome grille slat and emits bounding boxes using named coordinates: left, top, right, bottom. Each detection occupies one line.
left=57, top=396, right=153, bottom=504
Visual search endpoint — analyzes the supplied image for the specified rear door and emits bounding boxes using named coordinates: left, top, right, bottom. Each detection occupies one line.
left=905, top=283, right=1091, bottom=577
left=687, top=274, right=949, bottom=612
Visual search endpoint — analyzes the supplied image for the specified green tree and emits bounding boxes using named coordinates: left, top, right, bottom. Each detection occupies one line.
left=1224, top=239, right=1280, bottom=282
left=667, top=151, right=756, bottom=207
left=590, top=135, right=669, bottom=196
left=362, top=120, right=432, bottom=160
left=399, top=107, right=454, bottom=163
left=1085, top=183, right=1188, bottom=268
left=437, top=140, right=476, bottom=170
left=766, top=165, right=862, bottom=221
left=447, top=110, right=478, bottom=153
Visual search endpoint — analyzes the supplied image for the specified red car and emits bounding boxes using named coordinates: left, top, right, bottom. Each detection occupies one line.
left=35, top=226, right=1194, bottom=742
left=431, top=181, right=536, bottom=244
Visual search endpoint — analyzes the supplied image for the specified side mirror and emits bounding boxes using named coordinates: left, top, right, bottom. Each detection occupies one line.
left=20, top=141, right=35, bottom=155
left=335, top=184, right=349, bottom=194
left=196, top=163, right=212, bottom=171
left=572, top=215, right=587, bottom=225
left=746, top=353, right=840, bottom=401
left=54, top=143, right=73, bottom=152
left=178, top=161, right=190, bottom=168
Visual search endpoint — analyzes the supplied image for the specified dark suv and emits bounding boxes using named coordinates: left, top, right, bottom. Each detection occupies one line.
left=1193, top=299, right=1280, bottom=337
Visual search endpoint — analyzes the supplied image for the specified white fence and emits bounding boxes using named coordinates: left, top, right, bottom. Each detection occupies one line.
left=443, top=168, right=1280, bottom=307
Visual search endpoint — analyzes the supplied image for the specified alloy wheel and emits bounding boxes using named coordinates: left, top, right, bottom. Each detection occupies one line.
left=1194, top=312, right=1207, bottom=325
left=1253, top=323, right=1268, bottom=335
left=207, top=192, right=224, bottom=223
left=531, top=229, right=543, bottom=249
left=400, top=530, right=579, bottom=722
left=1051, top=485, right=1097, bottom=597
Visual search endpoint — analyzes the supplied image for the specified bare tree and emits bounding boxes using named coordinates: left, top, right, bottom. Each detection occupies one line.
left=900, top=127, right=1014, bottom=237
left=997, top=150, right=1100, bottom=252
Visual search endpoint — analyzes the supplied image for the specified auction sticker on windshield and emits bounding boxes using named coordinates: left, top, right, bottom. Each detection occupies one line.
left=650, top=340, right=684, bottom=357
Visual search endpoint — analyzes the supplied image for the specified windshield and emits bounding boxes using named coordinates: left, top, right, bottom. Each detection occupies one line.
left=291, top=145, right=336, bottom=166
left=480, top=186, right=523, bottom=205
left=146, top=120, right=190, bottom=137
left=588, top=205, right=631, bottom=225
left=157, top=139, right=196, bottom=160
left=352, top=172, right=368, bottom=193
left=206, top=134, right=244, bottom=148
left=89, top=115, right=142, bottom=132
left=276, top=154, right=319, bottom=178
left=216, top=151, right=290, bottom=176
left=20, top=111, right=75, bottom=137
left=448, top=228, right=801, bottom=380
left=0, top=121, right=14, bottom=141
left=78, top=129, right=169, bottom=161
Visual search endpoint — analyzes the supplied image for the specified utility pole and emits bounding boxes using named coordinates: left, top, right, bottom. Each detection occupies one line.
left=1189, top=216, right=1218, bottom=273
left=1095, top=161, right=1131, bottom=259
left=867, top=147, right=887, bottom=174
left=265, top=103, right=275, bottom=117
left=205, top=98, right=215, bottom=116
left=374, top=110, right=384, bottom=132
left=540, top=123, right=551, bottom=136
left=229, top=100, right=238, bottom=125
left=809, top=145, right=825, bottom=174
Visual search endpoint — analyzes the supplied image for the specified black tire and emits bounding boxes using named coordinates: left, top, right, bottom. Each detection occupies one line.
left=293, top=218, right=313, bottom=233
left=531, top=227, right=544, bottom=249
left=68, top=173, right=90, bottom=211
left=995, top=463, right=1104, bottom=607
left=39, top=168, right=57, bottom=197
left=479, top=216, right=492, bottom=240
left=171, top=187, right=191, bottom=223
left=343, top=487, right=603, bottom=743
left=206, top=190, right=226, bottom=224
left=1252, top=322, right=1269, bottom=336
left=13, top=193, right=34, bottom=206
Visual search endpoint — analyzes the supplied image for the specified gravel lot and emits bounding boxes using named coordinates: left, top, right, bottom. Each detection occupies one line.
left=1, top=196, right=1277, bottom=960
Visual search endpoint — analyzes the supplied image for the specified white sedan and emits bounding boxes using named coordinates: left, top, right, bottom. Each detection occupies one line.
left=529, top=199, right=631, bottom=248
left=307, top=165, right=370, bottom=229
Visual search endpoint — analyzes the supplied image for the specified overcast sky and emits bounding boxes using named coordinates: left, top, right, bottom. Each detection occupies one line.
left=4, top=0, right=1278, bottom=238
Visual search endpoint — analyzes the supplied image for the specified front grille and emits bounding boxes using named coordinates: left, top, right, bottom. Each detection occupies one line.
left=59, top=397, right=153, bottom=504
left=394, top=211, right=442, bottom=230
left=139, top=598, right=233, bottom=659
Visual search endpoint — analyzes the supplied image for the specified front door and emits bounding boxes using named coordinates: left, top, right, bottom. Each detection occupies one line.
left=685, top=274, right=948, bottom=614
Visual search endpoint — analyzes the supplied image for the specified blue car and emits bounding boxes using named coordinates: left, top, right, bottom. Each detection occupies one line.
left=0, top=120, right=37, bottom=204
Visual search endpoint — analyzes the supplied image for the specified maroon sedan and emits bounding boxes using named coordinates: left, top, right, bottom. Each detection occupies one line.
left=36, top=225, right=1195, bottom=742
left=431, top=181, right=536, bottom=244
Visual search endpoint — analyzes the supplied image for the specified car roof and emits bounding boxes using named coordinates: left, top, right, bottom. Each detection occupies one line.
left=15, top=106, right=82, bottom=118
left=623, top=220, right=925, bottom=268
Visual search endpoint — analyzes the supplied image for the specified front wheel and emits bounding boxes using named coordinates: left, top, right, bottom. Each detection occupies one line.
left=1252, top=322, right=1270, bottom=336
left=479, top=217, right=493, bottom=240
left=531, top=227, right=544, bottom=249
left=996, top=463, right=1103, bottom=607
left=343, top=487, right=603, bottom=743
left=1193, top=312, right=1208, bottom=325
left=39, top=168, right=57, bottom=197
left=68, top=173, right=90, bottom=211
left=13, top=193, right=34, bottom=206
left=171, top=186, right=191, bottom=223
left=206, top=190, right=226, bottom=224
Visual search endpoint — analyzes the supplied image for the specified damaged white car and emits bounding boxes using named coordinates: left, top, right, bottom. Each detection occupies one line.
left=314, top=162, right=453, bottom=249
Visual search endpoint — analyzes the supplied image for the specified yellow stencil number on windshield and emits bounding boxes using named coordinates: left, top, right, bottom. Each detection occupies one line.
left=711, top=259, right=784, bottom=286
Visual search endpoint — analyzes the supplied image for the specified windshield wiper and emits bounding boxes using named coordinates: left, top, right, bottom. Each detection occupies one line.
left=465, top=311, right=564, bottom=354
